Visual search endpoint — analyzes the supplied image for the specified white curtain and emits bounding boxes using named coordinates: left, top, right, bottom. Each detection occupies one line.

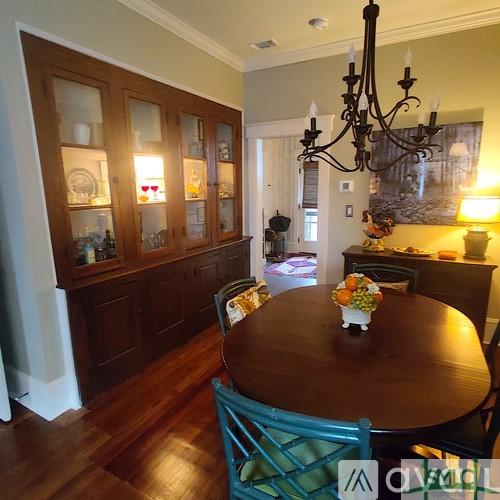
left=0, top=345, right=10, bottom=421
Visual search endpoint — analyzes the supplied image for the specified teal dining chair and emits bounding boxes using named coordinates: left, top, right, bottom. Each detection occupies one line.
left=352, top=263, right=419, bottom=293
left=485, top=320, right=500, bottom=393
left=214, top=277, right=257, bottom=336
left=212, top=378, right=372, bottom=499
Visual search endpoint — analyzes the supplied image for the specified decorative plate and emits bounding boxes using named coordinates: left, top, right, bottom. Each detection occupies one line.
left=389, top=246, right=436, bottom=257
left=66, top=168, right=97, bottom=196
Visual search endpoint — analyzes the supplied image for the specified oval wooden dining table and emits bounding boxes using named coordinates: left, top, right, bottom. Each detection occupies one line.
left=222, top=285, right=491, bottom=446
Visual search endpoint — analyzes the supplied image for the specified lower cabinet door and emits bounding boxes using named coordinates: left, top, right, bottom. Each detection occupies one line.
left=225, top=240, right=251, bottom=283
left=84, top=280, right=145, bottom=394
left=149, top=262, right=189, bottom=357
left=191, top=252, right=225, bottom=333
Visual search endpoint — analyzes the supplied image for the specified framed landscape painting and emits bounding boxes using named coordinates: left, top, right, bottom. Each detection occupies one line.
left=369, top=121, right=482, bottom=225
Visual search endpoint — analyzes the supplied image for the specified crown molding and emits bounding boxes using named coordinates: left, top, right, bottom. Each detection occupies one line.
left=244, top=7, right=500, bottom=72
left=116, top=0, right=244, bottom=72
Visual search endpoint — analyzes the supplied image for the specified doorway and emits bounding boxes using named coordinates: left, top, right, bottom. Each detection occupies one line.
left=245, top=114, right=334, bottom=288
left=261, top=136, right=317, bottom=295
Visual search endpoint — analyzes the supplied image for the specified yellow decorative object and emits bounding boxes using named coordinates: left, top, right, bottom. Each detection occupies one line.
left=138, top=194, right=149, bottom=203
left=186, top=168, right=202, bottom=198
left=226, top=280, right=271, bottom=327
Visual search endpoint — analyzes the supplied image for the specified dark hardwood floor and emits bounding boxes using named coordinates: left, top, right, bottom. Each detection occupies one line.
left=0, top=324, right=229, bottom=500
left=1, top=323, right=499, bottom=499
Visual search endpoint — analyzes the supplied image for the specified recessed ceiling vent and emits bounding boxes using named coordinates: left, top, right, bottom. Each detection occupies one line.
left=249, top=39, right=279, bottom=50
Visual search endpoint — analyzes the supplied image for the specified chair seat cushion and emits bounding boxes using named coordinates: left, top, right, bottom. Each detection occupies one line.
left=226, top=280, right=271, bottom=327
left=425, top=413, right=486, bottom=458
left=239, top=428, right=359, bottom=499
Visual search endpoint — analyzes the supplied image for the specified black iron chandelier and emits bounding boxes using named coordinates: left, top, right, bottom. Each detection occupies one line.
left=298, top=0, right=442, bottom=172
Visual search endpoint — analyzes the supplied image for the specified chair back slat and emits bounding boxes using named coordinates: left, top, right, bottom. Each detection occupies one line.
left=485, top=321, right=500, bottom=383
left=484, top=392, right=500, bottom=457
left=214, top=277, right=257, bottom=336
left=352, top=263, right=419, bottom=293
left=212, top=378, right=372, bottom=499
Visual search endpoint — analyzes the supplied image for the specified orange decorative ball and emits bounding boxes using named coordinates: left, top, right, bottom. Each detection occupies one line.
left=345, top=276, right=358, bottom=291
left=373, top=292, right=383, bottom=303
left=336, top=288, right=353, bottom=306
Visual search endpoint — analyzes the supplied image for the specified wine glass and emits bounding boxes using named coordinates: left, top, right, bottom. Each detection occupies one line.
left=139, top=184, right=149, bottom=203
left=150, top=185, right=159, bottom=201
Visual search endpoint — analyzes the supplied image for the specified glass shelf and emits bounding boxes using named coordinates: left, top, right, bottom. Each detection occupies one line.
left=185, top=200, right=207, bottom=240
left=53, top=78, right=104, bottom=147
left=62, top=147, right=112, bottom=207
left=70, top=208, right=117, bottom=266
left=217, top=163, right=235, bottom=235
left=217, top=122, right=233, bottom=161
left=183, top=157, right=207, bottom=201
left=139, top=204, right=168, bottom=253
left=181, top=113, right=205, bottom=158
left=134, top=154, right=166, bottom=204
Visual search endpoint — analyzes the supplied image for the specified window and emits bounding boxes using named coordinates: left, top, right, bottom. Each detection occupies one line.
left=302, top=162, right=318, bottom=209
left=304, top=209, right=318, bottom=241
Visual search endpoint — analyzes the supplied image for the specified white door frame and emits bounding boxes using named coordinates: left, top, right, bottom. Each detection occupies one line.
left=245, top=115, right=335, bottom=283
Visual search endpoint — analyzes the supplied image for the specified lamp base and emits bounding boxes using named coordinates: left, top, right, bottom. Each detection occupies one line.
left=463, top=229, right=491, bottom=260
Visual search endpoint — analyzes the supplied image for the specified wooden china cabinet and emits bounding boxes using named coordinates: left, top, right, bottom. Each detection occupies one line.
left=21, top=33, right=248, bottom=402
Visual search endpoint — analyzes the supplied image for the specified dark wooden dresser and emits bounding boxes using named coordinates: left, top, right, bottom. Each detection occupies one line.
left=343, top=246, right=497, bottom=340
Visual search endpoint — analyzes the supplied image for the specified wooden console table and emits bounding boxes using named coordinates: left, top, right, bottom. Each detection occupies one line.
left=343, top=246, right=497, bottom=340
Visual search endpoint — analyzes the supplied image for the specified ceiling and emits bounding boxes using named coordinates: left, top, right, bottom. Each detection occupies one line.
left=120, top=0, right=500, bottom=71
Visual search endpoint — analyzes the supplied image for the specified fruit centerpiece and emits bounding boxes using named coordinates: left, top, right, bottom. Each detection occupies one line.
left=331, top=273, right=383, bottom=331
left=361, top=210, right=395, bottom=252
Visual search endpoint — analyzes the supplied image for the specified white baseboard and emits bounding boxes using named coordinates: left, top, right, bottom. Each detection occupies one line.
left=483, top=317, right=499, bottom=344
left=5, top=365, right=80, bottom=421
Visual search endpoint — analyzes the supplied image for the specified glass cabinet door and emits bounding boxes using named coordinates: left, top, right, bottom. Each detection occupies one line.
left=129, top=97, right=171, bottom=255
left=181, top=113, right=208, bottom=245
left=53, top=77, right=119, bottom=269
left=216, top=122, right=237, bottom=238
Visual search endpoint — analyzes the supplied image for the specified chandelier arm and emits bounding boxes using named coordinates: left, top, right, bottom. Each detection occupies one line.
left=298, top=150, right=361, bottom=172
left=366, top=21, right=434, bottom=152
left=369, top=66, right=430, bottom=151
left=304, top=112, right=356, bottom=155
left=366, top=149, right=421, bottom=172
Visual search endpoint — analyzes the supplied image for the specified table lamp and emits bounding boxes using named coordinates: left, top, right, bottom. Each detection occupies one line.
left=457, top=195, right=500, bottom=259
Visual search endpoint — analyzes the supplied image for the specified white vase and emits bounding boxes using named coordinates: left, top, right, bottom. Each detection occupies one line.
left=73, top=122, right=91, bottom=145
left=340, top=305, right=372, bottom=331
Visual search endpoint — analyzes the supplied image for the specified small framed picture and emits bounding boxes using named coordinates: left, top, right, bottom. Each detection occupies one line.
left=197, top=119, right=204, bottom=141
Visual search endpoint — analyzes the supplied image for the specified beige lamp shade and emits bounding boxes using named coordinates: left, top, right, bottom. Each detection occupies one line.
left=449, top=142, right=470, bottom=157
left=457, top=196, right=500, bottom=224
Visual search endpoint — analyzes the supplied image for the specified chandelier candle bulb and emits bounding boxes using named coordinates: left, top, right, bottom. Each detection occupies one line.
left=359, top=92, right=369, bottom=110
left=418, top=111, right=426, bottom=125
left=309, top=101, right=318, bottom=118
left=404, top=48, right=413, bottom=68
left=348, top=44, right=356, bottom=64
left=348, top=44, right=356, bottom=75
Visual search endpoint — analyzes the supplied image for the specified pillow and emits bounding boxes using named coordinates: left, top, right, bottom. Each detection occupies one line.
left=374, top=280, right=409, bottom=292
left=226, top=280, right=271, bottom=328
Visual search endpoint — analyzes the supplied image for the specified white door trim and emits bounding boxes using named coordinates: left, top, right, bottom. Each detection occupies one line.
left=245, top=115, right=335, bottom=284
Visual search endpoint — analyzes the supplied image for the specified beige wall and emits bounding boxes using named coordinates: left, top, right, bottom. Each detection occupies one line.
left=0, top=0, right=242, bottom=386
left=244, top=24, right=500, bottom=330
